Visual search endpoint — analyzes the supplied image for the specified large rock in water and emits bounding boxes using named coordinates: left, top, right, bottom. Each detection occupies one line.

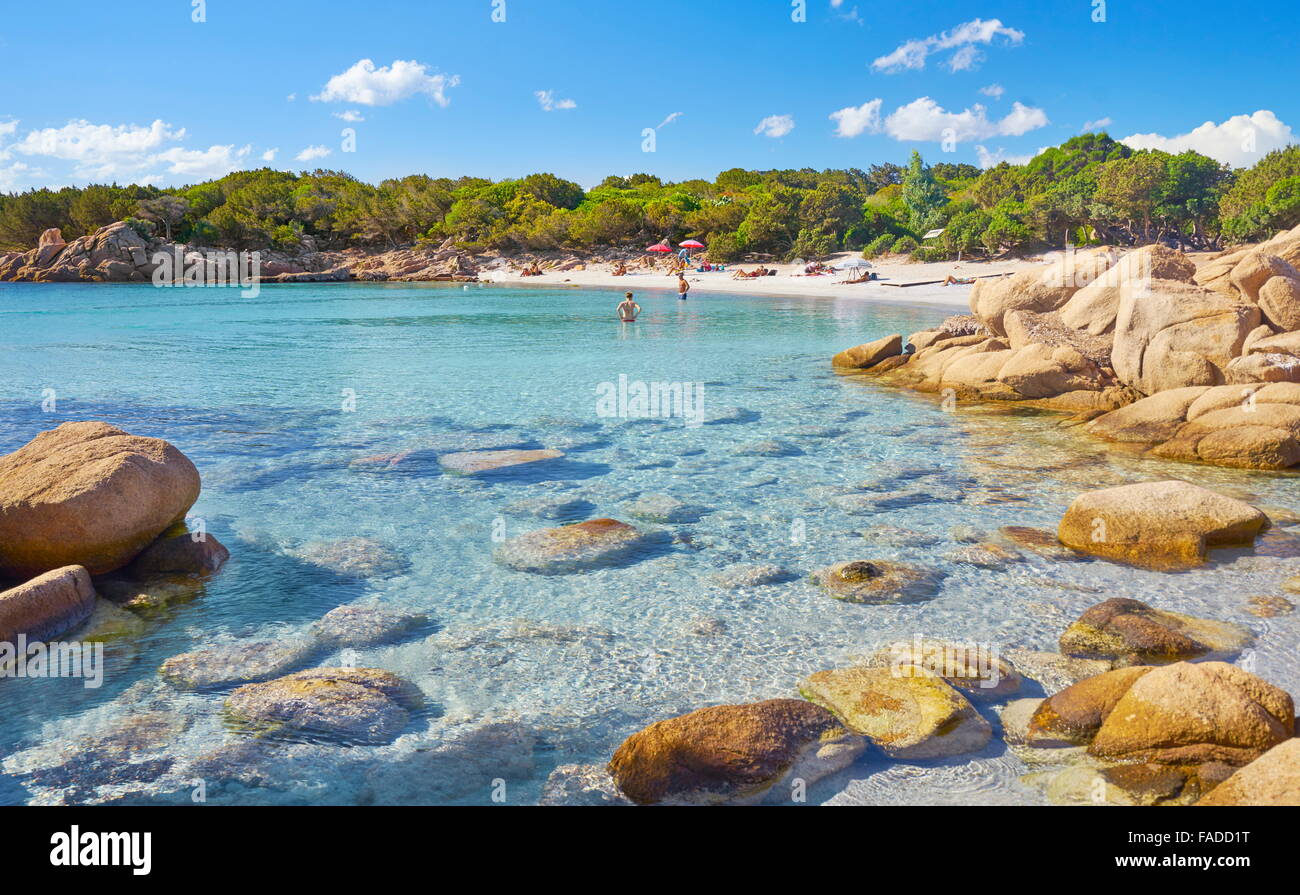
left=1196, top=739, right=1300, bottom=806
left=1110, top=279, right=1260, bottom=396
left=1088, top=662, right=1294, bottom=766
left=1085, top=383, right=1300, bottom=469
left=1026, top=662, right=1294, bottom=767
left=1057, top=480, right=1269, bottom=569
left=832, top=334, right=903, bottom=369
left=223, top=667, right=423, bottom=745
left=798, top=666, right=992, bottom=758
left=493, top=518, right=650, bottom=574
left=0, top=565, right=97, bottom=645
left=1059, top=597, right=1254, bottom=663
left=0, top=422, right=201, bottom=577
left=606, top=699, right=866, bottom=805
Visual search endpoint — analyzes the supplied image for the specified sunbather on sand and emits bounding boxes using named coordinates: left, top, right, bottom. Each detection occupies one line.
left=520, top=261, right=543, bottom=277
left=611, top=262, right=628, bottom=276
left=942, top=275, right=975, bottom=286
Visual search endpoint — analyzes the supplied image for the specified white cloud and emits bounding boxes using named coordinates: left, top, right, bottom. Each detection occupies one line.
left=1082, top=117, right=1112, bottom=132
left=287, top=93, right=297, bottom=102
left=657, top=112, right=683, bottom=129
left=152, top=144, right=253, bottom=179
left=975, top=144, right=1041, bottom=168
left=754, top=114, right=795, bottom=138
left=872, top=18, right=1025, bottom=73
left=312, top=59, right=460, bottom=107
left=2, top=118, right=259, bottom=186
left=1120, top=110, right=1294, bottom=167
left=295, top=145, right=332, bottom=162
left=0, top=161, right=38, bottom=190
left=0, top=119, right=18, bottom=138
left=830, top=99, right=882, bottom=137
left=332, top=110, right=365, bottom=122
left=535, top=90, right=577, bottom=112
left=883, top=98, right=1048, bottom=141
left=13, top=119, right=186, bottom=178
left=979, top=84, right=1004, bottom=99
left=261, top=148, right=279, bottom=162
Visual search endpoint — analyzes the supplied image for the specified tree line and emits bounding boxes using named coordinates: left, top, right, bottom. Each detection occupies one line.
left=2, top=132, right=1298, bottom=262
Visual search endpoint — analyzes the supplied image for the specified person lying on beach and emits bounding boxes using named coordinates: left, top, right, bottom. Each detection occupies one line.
left=837, top=271, right=875, bottom=284
left=942, top=275, right=975, bottom=286
left=731, top=265, right=769, bottom=279
left=617, top=292, right=641, bottom=321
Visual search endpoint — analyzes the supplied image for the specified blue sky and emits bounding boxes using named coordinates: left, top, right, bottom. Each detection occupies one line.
left=2, top=0, right=1298, bottom=190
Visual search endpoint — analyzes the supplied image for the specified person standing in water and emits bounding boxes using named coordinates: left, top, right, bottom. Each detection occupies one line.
left=677, top=273, right=690, bottom=301
left=617, top=292, right=641, bottom=321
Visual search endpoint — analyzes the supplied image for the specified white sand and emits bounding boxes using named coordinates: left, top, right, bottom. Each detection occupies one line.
left=481, top=251, right=1045, bottom=310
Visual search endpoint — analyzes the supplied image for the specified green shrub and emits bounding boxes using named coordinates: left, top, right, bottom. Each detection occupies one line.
left=863, top=233, right=895, bottom=258
left=892, top=235, right=919, bottom=255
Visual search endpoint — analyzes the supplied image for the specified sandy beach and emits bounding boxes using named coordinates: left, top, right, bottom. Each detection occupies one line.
left=479, top=251, right=1044, bottom=309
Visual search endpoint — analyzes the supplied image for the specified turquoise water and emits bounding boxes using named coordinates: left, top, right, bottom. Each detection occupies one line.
left=1, top=281, right=1298, bottom=805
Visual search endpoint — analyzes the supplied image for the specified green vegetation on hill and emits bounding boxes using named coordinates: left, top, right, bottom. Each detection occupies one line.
left=2, top=133, right=1298, bottom=259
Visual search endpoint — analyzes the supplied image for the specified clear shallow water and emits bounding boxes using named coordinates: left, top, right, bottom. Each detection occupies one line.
left=1, top=281, right=1298, bottom=806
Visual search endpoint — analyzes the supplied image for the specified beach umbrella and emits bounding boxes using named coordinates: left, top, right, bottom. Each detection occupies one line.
left=834, top=258, right=873, bottom=270
left=646, top=243, right=672, bottom=253
left=679, top=240, right=705, bottom=249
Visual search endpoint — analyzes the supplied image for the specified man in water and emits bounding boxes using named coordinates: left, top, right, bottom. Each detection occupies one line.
left=677, top=273, right=690, bottom=300
left=617, top=292, right=641, bottom=321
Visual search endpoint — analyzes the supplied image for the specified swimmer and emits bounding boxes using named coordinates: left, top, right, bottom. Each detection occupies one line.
left=617, top=292, right=641, bottom=322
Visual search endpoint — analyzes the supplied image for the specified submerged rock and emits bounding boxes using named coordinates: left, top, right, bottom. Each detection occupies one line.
left=0, top=422, right=201, bottom=577
left=1002, top=648, right=1115, bottom=694
left=309, top=605, right=431, bottom=648
left=607, top=699, right=865, bottom=805
left=160, top=638, right=317, bottom=690
left=539, top=763, right=633, bottom=806
left=437, top=448, right=564, bottom=476
left=223, top=667, right=423, bottom=746
left=0, top=565, right=97, bottom=645
left=712, top=563, right=792, bottom=589
left=866, top=637, right=1021, bottom=701
left=811, top=560, right=942, bottom=604
left=1059, top=597, right=1253, bottom=662
left=943, top=543, right=1023, bottom=569
left=621, top=493, right=710, bottom=524
left=1244, top=595, right=1295, bottom=617
left=798, top=666, right=991, bottom=758
left=290, top=537, right=410, bottom=579
left=94, top=572, right=204, bottom=616
left=493, top=518, right=650, bottom=574
left=1057, top=480, right=1269, bottom=569
left=997, top=526, right=1082, bottom=561
left=129, top=528, right=229, bottom=577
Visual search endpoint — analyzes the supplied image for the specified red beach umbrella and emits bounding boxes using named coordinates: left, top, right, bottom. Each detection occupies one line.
left=646, top=243, right=672, bottom=253
left=679, top=240, right=705, bottom=249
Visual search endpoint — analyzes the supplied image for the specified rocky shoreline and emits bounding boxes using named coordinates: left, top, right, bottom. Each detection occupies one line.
left=0, top=221, right=668, bottom=286
left=834, top=222, right=1300, bottom=472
